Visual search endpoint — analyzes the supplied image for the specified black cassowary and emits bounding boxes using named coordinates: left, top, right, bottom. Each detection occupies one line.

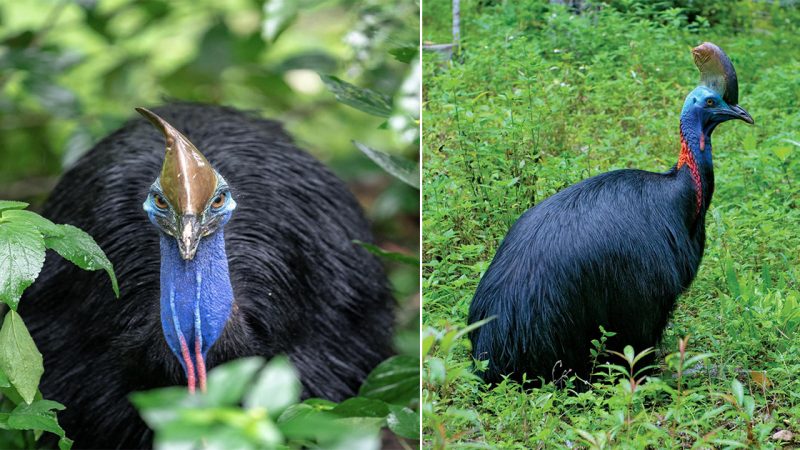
left=19, top=103, right=394, bottom=448
left=468, top=43, right=753, bottom=385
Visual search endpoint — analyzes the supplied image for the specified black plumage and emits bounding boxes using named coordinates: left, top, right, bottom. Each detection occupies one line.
left=467, top=43, right=752, bottom=386
left=19, top=103, right=394, bottom=448
left=468, top=168, right=703, bottom=384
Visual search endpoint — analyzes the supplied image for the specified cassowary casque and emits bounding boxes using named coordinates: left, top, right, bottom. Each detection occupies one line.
left=20, top=103, right=394, bottom=448
left=467, top=43, right=753, bottom=385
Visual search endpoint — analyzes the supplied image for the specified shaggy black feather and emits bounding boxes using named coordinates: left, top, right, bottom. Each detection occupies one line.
left=468, top=165, right=706, bottom=385
left=19, top=103, right=394, bottom=449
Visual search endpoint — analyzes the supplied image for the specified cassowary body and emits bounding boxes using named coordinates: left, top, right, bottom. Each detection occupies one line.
left=468, top=43, right=752, bottom=385
left=19, top=103, right=394, bottom=448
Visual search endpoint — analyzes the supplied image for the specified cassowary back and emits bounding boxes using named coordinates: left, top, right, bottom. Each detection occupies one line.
left=468, top=169, right=703, bottom=384
left=19, top=103, right=394, bottom=448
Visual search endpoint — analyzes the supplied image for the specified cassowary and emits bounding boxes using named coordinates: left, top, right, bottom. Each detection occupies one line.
left=468, top=43, right=753, bottom=385
left=19, top=103, right=394, bottom=448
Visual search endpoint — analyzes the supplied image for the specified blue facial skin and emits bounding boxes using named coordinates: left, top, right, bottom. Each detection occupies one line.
left=679, top=85, right=753, bottom=166
left=143, top=177, right=236, bottom=378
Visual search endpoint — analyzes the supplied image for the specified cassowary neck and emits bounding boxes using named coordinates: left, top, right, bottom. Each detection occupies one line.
left=677, top=114, right=714, bottom=216
left=159, top=230, right=234, bottom=390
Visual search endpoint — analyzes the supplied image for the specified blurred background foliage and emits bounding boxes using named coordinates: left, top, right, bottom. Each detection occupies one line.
left=0, top=0, right=420, bottom=312
left=423, top=0, right=800, bottom=447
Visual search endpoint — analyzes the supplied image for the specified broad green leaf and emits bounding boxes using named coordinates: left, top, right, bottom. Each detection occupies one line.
left=2, top=210, right=62, bottom=238
left=386, top=405, right=419, bottom=439
left=353, top=142, right=419, bottom=189
left=353, top=240, right=419, bottom=266
left=330, top=397, right=390, bottom=418
left=0, top=366, right=9, bottom=387
left=244, top=355, right=300, bottom=416
left=320, top=75, right=393, bottom=118
left=44, top=224, right=119, bottom=298
left=0, top=201, right=28, bottom=213
left=129, top=387, right=198, bottom=430
left=205, top=357, right=264, bottom=407
left=0, top=310, right=44, bottom=404
left=278, top=408, right=351, bottom=441
left=262, top=0, right=298, bottom=43
left=7, top=400, right=67, bottom=442
left=0, top=221, right=45, bottom=310
left=358, top=355, right=419, bottom=406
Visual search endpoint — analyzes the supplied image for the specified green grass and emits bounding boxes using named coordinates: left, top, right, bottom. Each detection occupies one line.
left=422, top=1, right=800, bottom=448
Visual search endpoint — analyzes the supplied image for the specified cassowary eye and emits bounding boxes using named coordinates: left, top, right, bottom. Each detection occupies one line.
left=153, top=194, right=168, bottom=209
left=706, top=98, right=715, bottom=107
left=211, top=193, right=226, bottom=208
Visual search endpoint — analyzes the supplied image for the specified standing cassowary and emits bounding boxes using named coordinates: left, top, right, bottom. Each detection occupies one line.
left=19, top=103, right=394, bottom=448
left=468, top=43, right=753, bottom=385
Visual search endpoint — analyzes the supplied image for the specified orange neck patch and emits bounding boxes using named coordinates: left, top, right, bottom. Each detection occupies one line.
left=676, top=135, right=702, bottom=216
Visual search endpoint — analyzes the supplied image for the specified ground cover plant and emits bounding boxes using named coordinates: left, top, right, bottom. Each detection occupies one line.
left=0, top=0, right=420, bottom=448
left=422, top=1, right=800, bottom=448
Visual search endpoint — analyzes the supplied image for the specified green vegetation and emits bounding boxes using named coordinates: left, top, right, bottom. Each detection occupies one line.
left=133, top=355, right=419, bottom=449
left=1, top=0, right=419, bottom=448
left=422, top=0, right=800, bottom=448
left=0, top=202, right=118, bottom=449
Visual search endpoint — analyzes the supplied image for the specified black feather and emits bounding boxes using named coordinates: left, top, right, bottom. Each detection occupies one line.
left=468, top=167, right=705, bottom=385
left=19, top=103, right=394, bottom=449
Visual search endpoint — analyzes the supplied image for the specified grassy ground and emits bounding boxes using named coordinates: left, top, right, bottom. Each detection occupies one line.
left=421, top=1, right=800, bottom=448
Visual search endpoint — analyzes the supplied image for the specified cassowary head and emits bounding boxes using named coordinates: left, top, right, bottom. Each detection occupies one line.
left=137, top=107, right=237, bottom=393
left=137, top=107, right=237, bottom=257
left=682, top=42, right=754, bottom=131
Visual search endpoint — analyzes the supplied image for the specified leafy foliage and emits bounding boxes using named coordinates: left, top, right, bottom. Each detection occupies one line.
left=1, top=0, right=420, bottom=445
left=422, top=0, right=800, bottom=447
left=132, top=355, right=419, bottom=449
left=0, top=205, right=117, bottom=449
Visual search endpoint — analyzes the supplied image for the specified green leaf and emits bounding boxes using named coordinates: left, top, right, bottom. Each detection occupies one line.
left=8, top=399, right=66, bottom=437
left=330, top=397, right=390, bottom=418
left=353, top=142, right=420, bottom=189
left=2, top=210, right=62, bottom=238
left=731, top=379, right=744, bottom=405
left=244, top=355, right=300, bottom=416
left=353, top=240, right=419, bottom=266
left=205, top=357, right=264, bottom=407
left=262, top=0, right=298, bottom=43
left=320, top=75, right=393, bottom=118
left=386, top=405, right=419, bottom=439
left=278, top=408, right=350, bottom=441
left=0, top=368, right=9, bottom=388
left=772, top=145, right=792, bottom=162
left=58, top=437, right=73, bottom=450
left=0, top=201, right=28, bottom=213
left=724, top=257, right=740, bottom=299
left=44, top=224, right=119, bottom=298
left=389, top=46, right=418, bottom=64
left=0, top=221, right=45, bottom=310
left=358, top=356, right=419, bottom=406
left=129, top=387, right=198, bottom=430
left=0, top=310, right=44, bottom=405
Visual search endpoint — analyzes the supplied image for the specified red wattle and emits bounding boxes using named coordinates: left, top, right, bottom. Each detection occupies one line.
left=195, top=338, right=207, bottom=393
left=178, top=335, right=196, bottom=394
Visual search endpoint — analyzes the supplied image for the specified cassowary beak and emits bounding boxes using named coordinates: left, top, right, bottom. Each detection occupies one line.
left=177, top=214, right=202, bottom=260
left=730, top=104, right=754, bottom=124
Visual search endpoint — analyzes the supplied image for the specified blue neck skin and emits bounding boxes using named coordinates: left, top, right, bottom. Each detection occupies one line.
left=679, top=106, right=714, bottom=171
left=159, top=229, right=234, bottom=385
